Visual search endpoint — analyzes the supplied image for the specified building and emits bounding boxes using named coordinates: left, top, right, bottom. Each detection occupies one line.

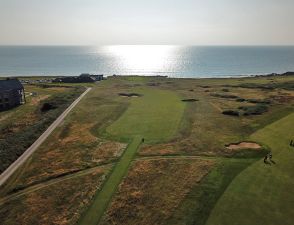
left=53, top=74, right=104, bottom=83
left=80, top=73, right=104, bottom=81
left=0, top=79, right=26, bottom=111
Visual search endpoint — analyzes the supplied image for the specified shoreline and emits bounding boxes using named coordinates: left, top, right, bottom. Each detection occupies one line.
left=1, top=71, right=294, bottom=80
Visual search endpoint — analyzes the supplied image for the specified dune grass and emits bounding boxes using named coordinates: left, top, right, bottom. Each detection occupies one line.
left=206, top=112, right=294, bottom=225
left=106, top=88, right=186, bottom=143
left=78, top=136, right=142, bottom=225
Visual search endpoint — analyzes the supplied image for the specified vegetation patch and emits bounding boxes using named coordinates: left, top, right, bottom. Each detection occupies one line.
left=0, top=166, right=110, bottom=225
left=211, top=93, right=239, bottom=99
left=239, top=104, right=268, bottom=116
left=118, top=93, right=143, bottom=97
left=182, top=98, right=199, bottom=102
left=100, top=158, right=214, bottom=225
left=0, top=86, right=85, bottom=173
left=222, top=110, right=240, bottom=116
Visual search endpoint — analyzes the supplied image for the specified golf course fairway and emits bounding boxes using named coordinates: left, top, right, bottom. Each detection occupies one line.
left=78, top=88, right=186, bottom=225
left=106, top=88, right=186, bottom=142
left=206, top=112, right=294, bottom=225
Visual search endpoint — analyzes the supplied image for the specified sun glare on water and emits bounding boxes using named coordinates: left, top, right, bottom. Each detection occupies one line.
left=103, top=45, right=177, bottom=74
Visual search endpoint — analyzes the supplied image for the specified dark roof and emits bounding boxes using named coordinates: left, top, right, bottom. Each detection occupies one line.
left=0, top=79, right=23, bottom=91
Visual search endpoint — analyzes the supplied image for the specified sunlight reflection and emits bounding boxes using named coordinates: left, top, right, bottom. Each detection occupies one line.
left=104, top=45, right=177, bottom=74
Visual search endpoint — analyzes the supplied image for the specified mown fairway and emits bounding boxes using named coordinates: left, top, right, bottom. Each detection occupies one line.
left=79, top=87, right=186, bottom=225
left=207, top=112, right=294, bottom=225
left=106, top=88, right=186, bottom=143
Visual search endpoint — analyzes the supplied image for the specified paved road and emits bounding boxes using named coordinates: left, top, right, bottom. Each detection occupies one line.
left=0, top=87, right=92, bottom=187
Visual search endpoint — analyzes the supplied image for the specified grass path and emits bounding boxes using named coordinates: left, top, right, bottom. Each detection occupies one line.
left=78, top=136, right=142, bottom=225
left=206, top=112, right=294, bottom=225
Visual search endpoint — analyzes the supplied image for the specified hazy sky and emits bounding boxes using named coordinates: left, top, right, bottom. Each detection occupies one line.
left=0, top=0, right=293, bottom=45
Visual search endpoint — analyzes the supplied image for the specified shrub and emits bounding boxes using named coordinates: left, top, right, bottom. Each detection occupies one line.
left=222, top=110, right=240, bottom=116
left=246, top=99, right=271, bottom=104
left=236, top=98, right=246, bottom=102
left=239, top=104, right=268, bottom=116
left=211, top=93, right=238, bottom=99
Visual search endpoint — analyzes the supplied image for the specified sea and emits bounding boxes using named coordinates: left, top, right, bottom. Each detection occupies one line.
left=0, top=45, right=294, bottom=78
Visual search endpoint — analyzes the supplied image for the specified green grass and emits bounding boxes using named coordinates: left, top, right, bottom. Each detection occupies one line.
left=206, top=112, right=294, bottom=225
left=167, top=158, right=257, bottom=225
left=78, top=136, right=142, bottom=225
left=79, top=88, right=186, bottom=225
left=106, top=88, right=186, bottom=143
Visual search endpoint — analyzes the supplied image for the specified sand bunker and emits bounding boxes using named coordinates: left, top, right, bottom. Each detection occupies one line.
left=118, top=93, right=142, bottom=97
left=226, top=142, right=261, bottom=150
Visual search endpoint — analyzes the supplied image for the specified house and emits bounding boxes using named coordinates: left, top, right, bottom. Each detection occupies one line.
left=0, top=79, right=26, bottom=111
left=52, top=76, right=95, bottom=83
left=80, top=73, right=104, bottom=81
left=53, top=74, right=104, bottom=83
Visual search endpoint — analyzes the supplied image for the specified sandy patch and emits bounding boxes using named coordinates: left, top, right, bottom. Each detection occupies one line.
left=30, top=95, right=50, bottom=105
left=226, top=142, right=261, bottom=150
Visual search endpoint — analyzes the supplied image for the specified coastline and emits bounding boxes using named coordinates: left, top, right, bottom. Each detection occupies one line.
left=1, top=71, right=294, bottom=80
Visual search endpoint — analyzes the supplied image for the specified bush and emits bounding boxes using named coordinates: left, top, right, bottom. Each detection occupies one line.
left=246, top=99, right=271, bottom=104
left=239, top=104, right=268, bottom=116
left=222, top=110, right=240, bottom=116
left=211, top=93, right=238, bottom=99
left=236, top=98, right=246, bottom=102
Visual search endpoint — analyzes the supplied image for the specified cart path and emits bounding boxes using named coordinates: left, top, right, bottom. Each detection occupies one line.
left=0, top=87, right=92, bottom=187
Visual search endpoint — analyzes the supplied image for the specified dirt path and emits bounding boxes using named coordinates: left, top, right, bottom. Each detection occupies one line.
left=0, top=88, right=92, bottom=187
left=78, top=136, right=142, bottom=225
left=0, top=163, right=110, bottom=206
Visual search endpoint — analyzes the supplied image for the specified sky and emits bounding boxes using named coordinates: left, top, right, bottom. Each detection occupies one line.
left=0, top=0, right=293, bottom=45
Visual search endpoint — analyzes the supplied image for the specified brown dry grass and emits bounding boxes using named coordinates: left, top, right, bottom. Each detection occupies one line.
left=100, top=158, right=214, bottom=225
left=0, top=165, right=110, bottom=225
left=29, top=95, right=50, bottom=105
left=14, top=123, right=126, bottom=187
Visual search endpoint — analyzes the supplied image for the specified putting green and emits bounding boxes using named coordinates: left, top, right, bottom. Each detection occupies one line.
left=206, top=113, right=294, bottom=225
left=106, top=88, right=186, bottom=143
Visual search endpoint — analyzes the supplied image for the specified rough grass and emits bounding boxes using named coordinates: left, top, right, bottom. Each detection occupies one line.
left=207, top=113, right=294, bottom=225
left=78, top=136, right=142, bottom=225
left=100, top=158, right=214, bottom=225
left=0, top=165, right=111, bottom=225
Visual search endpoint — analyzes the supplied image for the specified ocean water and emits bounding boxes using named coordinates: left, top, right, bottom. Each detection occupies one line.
left=0, top=45, right=294, bottom=78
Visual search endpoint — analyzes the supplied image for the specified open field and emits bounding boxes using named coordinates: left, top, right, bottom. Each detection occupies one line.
left=0, top=75, right=293, bottom=225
